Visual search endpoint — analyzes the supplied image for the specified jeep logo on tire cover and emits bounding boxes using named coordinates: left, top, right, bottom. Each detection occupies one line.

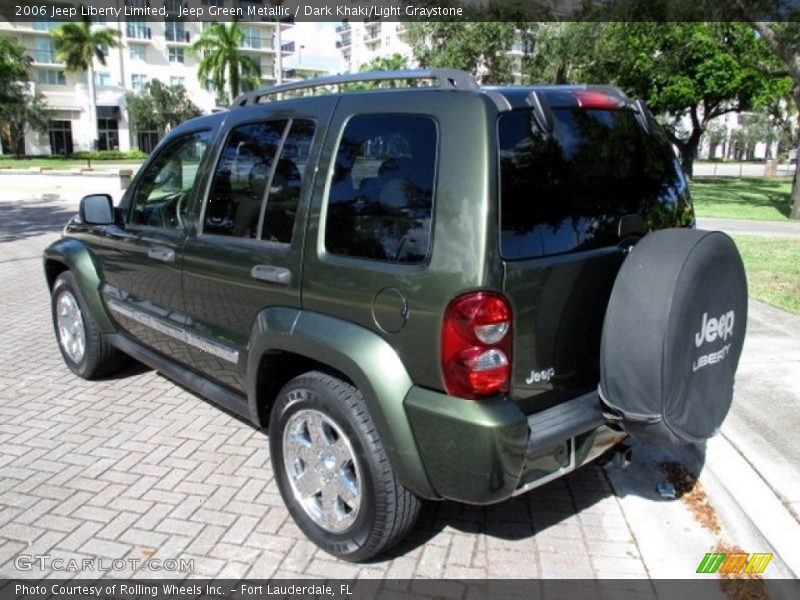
left=693, top=310, right=735, bottom=373
left=694, top=311, right=735, bottom=347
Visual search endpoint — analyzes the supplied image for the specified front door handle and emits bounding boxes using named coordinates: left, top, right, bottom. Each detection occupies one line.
left=250, top=265, right=291, bottom=286
left=147, top=246, right=176, bottom=263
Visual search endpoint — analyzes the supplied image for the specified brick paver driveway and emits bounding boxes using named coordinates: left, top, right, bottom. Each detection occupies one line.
left=0, top=191, right=707, bottom=581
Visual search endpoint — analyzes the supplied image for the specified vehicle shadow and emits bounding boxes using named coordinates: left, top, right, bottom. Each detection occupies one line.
left=0, top=198, right=77, bottom=243
left=384, top=439, right=709, bottom=560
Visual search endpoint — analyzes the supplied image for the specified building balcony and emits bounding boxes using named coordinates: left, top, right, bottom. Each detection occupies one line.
left=241, top=38, right=274, bottom=52
left=165, top=30, right=191, bottom=44
left=336, top=39, right=352, bottom=49
left=29, top=50, right=61, bottom=65
left=126, top=26, right=152, bottom=42
left=363, top=28, right=381, bottom=44
left=336, top=24, right=351, bottom=34
left=281, top=41, right=295, bottom=54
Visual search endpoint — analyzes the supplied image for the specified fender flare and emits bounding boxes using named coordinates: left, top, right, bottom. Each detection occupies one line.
left=246, top=307, right=436, bottom=499
left=43, top=238, right=117, bottom=334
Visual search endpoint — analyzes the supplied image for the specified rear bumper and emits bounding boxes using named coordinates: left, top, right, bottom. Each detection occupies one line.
left=404, top=387, right=624, bottom=504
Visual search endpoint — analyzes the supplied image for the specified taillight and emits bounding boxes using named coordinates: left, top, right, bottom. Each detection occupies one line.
left=441, top=292, right=512, bottom=399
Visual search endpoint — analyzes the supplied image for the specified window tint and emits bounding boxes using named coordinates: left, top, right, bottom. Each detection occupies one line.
left=204, top=119, right=315, bottom=242
left=262, top=120, right=315, bottom=244
left=498, top=108, right=690, bottom=260
left=205, top=121, right=287, bottom=238
left=130, top=130, right=210, bottom=229
left=325, top=115, right=436, bottom=263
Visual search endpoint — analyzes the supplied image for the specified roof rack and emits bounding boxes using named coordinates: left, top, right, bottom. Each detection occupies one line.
left=231, top=69, right=478, bottom=107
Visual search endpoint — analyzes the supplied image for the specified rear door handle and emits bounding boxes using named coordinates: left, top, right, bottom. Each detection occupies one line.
left=250, top=265, right=291, bottom=286
left=147, top=246, right=176, bottom=263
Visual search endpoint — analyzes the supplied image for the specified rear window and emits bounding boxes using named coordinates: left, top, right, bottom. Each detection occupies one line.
left=498, top=108, right=690, bottom=260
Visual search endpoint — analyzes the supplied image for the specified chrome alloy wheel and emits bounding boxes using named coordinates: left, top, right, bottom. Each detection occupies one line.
left=56, top=290, right=86, bottom=364
left=282, top=408, right=362, bottom=533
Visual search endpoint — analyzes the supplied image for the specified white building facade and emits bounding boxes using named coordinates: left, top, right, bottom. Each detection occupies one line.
left=1, top=10, right=293, bottom=155
left=335, top=21, right=412, bottom=73
left=335, top=21, right=526, bottom=82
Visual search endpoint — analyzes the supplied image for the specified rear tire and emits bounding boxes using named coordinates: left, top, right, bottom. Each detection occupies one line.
left=269, top=371, right=421, bottom=561
left=51, top=271, right=123, bottom=379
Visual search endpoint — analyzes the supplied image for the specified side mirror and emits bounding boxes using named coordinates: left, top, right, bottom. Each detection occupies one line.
left=79, top=194, right=114, bottom=225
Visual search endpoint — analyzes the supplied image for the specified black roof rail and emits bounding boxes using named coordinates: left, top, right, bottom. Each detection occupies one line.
left=230, top=69, right=478, bottom=107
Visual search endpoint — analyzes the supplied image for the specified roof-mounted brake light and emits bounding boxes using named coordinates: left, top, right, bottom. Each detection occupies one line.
left=572, top=91, right=625, bottom=110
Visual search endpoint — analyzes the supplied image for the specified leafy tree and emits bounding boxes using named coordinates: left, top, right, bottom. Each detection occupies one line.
left=733, top=18, right=800, bottom=217
left=51, top=16, right=121, bottom=149
left=125, top=80, right=202, bottom=143
left=0, top=37, right=30, bottom=104
left=405, top=22, right=518, bottom=84
left=0, top=37, right=48, bottom=156
left=587, top=22, right=788, bottom=177
left=190, top=22, right=261, bottom=105
left=523, top=22, right=610, bottom=84
left=337, top=54, right=410, bottom=92
left=359, top=53, right=408, bottom=72
left=4, top=91, right=49, bottom=157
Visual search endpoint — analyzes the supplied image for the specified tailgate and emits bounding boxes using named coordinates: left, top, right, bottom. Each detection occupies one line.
left=497, top=92, right=693, bottom=414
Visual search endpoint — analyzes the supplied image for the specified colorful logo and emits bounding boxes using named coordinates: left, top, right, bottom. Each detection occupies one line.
left=696, top=552, right=773, bottom=574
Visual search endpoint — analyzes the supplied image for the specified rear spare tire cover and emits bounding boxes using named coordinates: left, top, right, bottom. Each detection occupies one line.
left=599, top=229, right=747, bottom=446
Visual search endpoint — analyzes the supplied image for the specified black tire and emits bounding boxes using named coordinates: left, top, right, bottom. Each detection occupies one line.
left=269, top=371, right=421, bottom=561
left=51, top=271, right=123, bottom=379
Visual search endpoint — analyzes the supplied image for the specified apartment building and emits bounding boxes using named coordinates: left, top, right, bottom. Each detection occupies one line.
left=1, top=4, right=293, bottom=155
left=335, top=21, right=411, bottom=73
left=334, top=21, right=527, bottom=81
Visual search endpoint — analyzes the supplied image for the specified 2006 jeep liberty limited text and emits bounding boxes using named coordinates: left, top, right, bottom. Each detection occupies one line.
left=44, top=69, right=748, bottom=561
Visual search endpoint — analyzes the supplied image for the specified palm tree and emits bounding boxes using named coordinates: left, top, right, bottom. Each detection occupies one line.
left=51, top=16, right=121, bottom=150
left=191, top=22, right=261, bottom=105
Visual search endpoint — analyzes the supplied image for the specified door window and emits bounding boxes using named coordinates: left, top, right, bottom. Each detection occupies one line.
left=130, top=130, right=211, bottom=229
left=203, top=119, right=316, bottom=241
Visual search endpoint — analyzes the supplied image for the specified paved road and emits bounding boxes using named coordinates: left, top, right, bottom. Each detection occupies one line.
left=0, top=190, right=792, bottom=582
left=697, top=217, right=800, bottom=238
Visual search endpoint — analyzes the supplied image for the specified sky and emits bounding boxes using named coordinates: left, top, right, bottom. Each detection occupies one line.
left=283, top=22, right=345, bottom=73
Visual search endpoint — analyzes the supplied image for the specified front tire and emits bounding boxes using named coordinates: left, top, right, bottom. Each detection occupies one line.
left=269, top=371, right=421, bottom=561
left=51, top=271, right=122, bottom=379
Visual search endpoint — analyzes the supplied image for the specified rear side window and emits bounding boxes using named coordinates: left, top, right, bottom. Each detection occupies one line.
left=203, top=119, right=315, bottom=241
left=498, top=108, right=690, bottom=260
left=325, top=114, right=437, bottom=264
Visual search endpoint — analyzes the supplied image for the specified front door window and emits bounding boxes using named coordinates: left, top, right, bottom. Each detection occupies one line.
left=130, top=130, right=211, bottom=229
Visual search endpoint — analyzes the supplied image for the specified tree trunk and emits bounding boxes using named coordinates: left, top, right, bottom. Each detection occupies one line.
left=791, top=136, right=800, bottom=219
left=677, top=129, right=704, bottom=179
left=791, top=96, right=800, bottom=219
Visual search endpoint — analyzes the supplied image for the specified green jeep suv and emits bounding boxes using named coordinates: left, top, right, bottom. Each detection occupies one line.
left=44, top=70, right=748, bottom=561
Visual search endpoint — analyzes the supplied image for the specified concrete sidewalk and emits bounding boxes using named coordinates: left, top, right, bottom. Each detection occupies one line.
left=697, top=217, right=800, bottom=238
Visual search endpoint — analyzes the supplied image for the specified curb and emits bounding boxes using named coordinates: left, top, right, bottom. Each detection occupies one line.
left=701, top=432, right=800, bottom=578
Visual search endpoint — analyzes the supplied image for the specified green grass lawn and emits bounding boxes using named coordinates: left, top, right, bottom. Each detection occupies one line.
left=0, top=157, right=144, bottom=170
left=733, top=235, right=800, bottom=315
left=691, top=178, right=793, bottom=221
